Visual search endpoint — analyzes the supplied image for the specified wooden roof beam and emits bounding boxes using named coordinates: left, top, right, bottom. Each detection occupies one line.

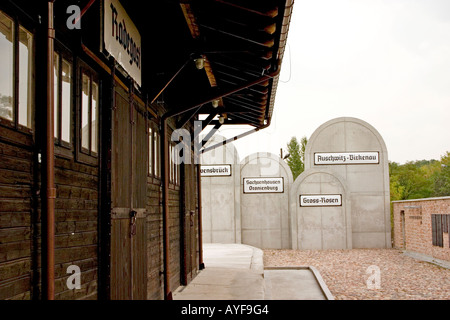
left=225, top=96, right=266, bottom=110
left=180, top=2, right=219, bottom=89
left=213, top=52, right=272, bottom=70
left=213, top=0, right=278, bottom=18
left=180, top=2, right=200, bottom=39
left=199, top=23, right=275, bottom=48
left=219, top=77, right=270, bottom=93
left=226, top=112, right=264, bottom=124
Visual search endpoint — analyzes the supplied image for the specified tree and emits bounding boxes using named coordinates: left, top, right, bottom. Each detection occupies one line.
left=392, top=161, right=433, bottom=199
left=434, top=151, right=450, bottom=196
left=388, top=152, right=450, bottom=201
left=389, top=162, right=405, bottom=201
left=286, top=136, right=308, bottom=180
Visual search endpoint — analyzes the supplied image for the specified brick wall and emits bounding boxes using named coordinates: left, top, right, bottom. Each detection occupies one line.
left=393, top=197, right=450, bottom=262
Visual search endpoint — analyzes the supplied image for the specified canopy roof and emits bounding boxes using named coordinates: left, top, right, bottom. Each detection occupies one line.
left=123, top=0, right=294, bottom=128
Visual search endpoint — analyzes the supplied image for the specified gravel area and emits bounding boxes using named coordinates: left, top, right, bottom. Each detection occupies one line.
left=263, top=249, right=450, bottom=300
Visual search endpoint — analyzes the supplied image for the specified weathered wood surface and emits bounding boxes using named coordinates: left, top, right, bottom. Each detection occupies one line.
left=146, top=181, right=163, bottom=300
left=0, top=136, right=33, bottom=300
left=110, top=87, right=147, bottom=300
left=52, top=151, right=99, bottom=300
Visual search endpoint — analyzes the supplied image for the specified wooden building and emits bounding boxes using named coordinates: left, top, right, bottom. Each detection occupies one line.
left=0, top=0, right=293, bottom=300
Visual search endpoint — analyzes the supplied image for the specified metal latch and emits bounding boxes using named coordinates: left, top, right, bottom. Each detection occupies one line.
left=190, top=210, right=195, bottom=227
left=130, top=210, right=137, bottom=236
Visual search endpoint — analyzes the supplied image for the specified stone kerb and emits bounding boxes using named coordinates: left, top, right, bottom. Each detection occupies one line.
left=290, top=168, right=352, bottom=250
left=240, top=152, right=294, bottom=249
left=200, top=134, right=241, bottom=244
left=304, top=117, right=391, bottom=248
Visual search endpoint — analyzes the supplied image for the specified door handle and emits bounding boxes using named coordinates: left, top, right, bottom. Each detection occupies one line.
left=190, top=210, right=195, bottom=227
left=130, top=210, right=137, bottom=236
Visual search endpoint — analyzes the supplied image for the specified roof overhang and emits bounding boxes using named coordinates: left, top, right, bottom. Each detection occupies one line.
left=121, top=0, right=294, bottom=128
left=178, top=0, right=294, bottom=127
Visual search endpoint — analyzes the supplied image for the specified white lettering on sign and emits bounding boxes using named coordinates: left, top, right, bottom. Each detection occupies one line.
left=200, top=165, right=232, bottom=177
left=314, top=152, right=379, bottom=165
left=243, top=177, right=284, bottom=194
left=300, top=194, right=342, bottom=207
left=104, top=0, right=142, bottom=86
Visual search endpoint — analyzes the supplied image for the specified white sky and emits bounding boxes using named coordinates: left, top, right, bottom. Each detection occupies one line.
left=214, top=0, right=450, bottom=164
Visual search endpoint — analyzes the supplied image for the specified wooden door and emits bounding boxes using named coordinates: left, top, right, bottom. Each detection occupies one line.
left=181, top=163, right=198, bottom=284
left=110, top=85, right=147, bottom=299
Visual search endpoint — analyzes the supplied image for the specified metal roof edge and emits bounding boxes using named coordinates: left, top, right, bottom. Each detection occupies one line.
left=267, top=0, right=294, bottom=120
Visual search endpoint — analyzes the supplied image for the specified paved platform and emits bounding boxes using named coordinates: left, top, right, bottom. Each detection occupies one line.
left=173, top=243, right=333, bottom=300
left=264, top=266, right=333, bottom=300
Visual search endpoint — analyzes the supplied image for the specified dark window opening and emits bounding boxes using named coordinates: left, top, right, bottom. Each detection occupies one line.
left=431, top=214, right=450, bottom=248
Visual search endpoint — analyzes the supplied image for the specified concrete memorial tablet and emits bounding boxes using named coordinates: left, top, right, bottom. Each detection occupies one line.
left=290, top=169, right=351, bottom=250
left=201, top=118, right=390, bottom=251
left=240, top=153, right=293, bottom=249
left=200, top=135, right=241, bottom=244
left=292, top=117, right=391, bottom=249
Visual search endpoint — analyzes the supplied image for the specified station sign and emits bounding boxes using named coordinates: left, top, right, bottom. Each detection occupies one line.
left=243, top=177, right=284, bottom=194
left=200, top=165, right=231, bottom=177
left=300, top=194, right=342, bottom=207
left=104, top=0, right=142, bottom=86
left=314, top=152, right=379, bottom=165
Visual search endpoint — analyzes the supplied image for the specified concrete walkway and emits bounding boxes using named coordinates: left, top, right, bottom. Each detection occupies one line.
left=173, top=243, right=333, bottom=300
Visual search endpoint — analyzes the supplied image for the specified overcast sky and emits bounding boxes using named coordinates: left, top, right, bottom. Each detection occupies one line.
left=215, top=0, right=450, bottom=164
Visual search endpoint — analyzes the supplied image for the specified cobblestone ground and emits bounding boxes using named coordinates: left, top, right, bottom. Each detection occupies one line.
left=263, top=249, right=450, bottom=300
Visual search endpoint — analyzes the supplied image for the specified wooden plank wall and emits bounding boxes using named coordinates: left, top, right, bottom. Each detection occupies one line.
left=146, top=179, right=163, bottom=300
left=110, top=87, right=148, bottom=300
left=0, top=128, right=34, bottom=300
left=0, top=132, right=100, bottom=301
left=0, top=105, right=199, bottom=301
left=110, top=219, right=131, bottom=299
left=168, top=187, right=181, bottom=293
left=53, top=157, right=99, bottom=300
left=132, top=218, right=147, bottom=299
left=146, top=120, right=187, bottom=299
left=145, top=122, right=188, bottom=299
left=132, top=100, right=148, bottom=300
left=109, top=215, right=149, bottom=300
left=184, top=163, right=199, bottom=284
left=112, top=90, right=132, bottom=209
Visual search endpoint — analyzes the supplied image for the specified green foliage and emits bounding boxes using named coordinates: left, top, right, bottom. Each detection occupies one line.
left=286, top=136, right=307, bottom=180
left=433, top=151, right=450, bottom=197
left=389, top=151, right=450, bottom=201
